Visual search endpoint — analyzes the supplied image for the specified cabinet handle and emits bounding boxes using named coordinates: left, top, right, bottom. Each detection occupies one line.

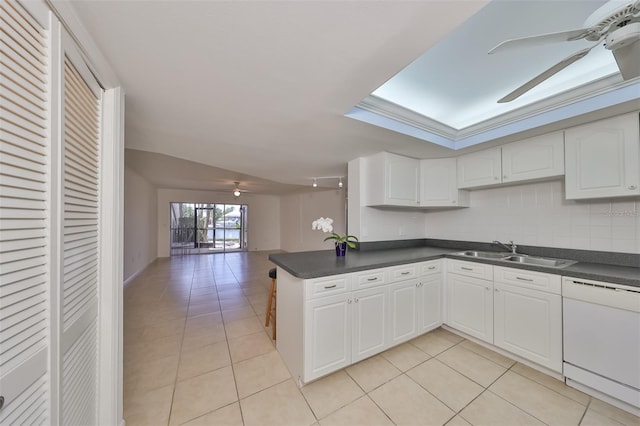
left=516, top=276, right=534, bottom=282
left=495, top=288, right=499, bottom=292
left=503, top=175, right=508, bottom=179
left=354, top=297, right=359, bottom=303
left=0, top=396, right=4, bottom=411
left=348, top=299, right=352, bottom=304
left=367, top=277, right=378, bottom=281
left=324, top=284, right=337, bottom=289
left=427, top=266, right=436, bottom=270
left=629, top=185, right=638, bottom=190
left=494, top=176, right=499, bottom=180
left=401, top=271, right=410, bottom=275
left=461, top=267, right=473, bottom=271
left=486, top=287, right=490, bottom=291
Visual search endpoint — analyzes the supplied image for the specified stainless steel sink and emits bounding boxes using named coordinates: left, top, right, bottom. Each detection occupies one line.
left=455, top=251, right=577, bottom=268
left=501, top=255, right=576, bottom=268
left=455, top=251, right=510, bottom=259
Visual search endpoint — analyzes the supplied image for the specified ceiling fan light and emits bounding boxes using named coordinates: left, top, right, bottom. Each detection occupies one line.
left=233, top=189, right=241, bottom=197
left=312, top=178, right=318, bottom=188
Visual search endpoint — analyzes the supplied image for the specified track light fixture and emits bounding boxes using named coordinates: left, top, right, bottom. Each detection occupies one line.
left=311, top=176, right=345, bottom=188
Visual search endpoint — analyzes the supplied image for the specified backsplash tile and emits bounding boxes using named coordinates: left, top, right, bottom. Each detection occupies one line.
left=426, top=181, right=640, bottom=254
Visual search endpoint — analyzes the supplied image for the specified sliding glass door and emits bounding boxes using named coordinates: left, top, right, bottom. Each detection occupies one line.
left=170, top=202, right=247, bottom=255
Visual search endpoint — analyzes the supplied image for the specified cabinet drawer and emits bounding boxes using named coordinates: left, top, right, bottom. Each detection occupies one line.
left=387, top=264, right=417, bottom=281
left=352, top=268, right=387, bottom=290
left=494, top=266, right=561, bottom=294
left=447, top=259, right=493, bottom=280
left=418, top=259, right=442, bottom=276
left=305, top=275, right=350, bottom=300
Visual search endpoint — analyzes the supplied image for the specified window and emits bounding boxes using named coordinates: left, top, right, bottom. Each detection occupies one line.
left=170, top=203, right=247, bottom=255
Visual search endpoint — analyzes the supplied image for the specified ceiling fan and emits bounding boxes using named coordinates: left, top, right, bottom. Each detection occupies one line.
left=489, top=0, right=640, bottom=103
left=232, top=181, right=248, bottom=197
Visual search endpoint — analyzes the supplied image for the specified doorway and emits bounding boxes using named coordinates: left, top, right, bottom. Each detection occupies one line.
left=170, top=203, right=248, bottom=255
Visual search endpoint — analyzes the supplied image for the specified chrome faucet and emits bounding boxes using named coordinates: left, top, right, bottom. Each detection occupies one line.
left=493, top=240, right=517, bottom=254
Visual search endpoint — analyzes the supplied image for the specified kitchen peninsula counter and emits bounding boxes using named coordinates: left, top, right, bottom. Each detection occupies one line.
left=269, top=245, right=640, bottom=288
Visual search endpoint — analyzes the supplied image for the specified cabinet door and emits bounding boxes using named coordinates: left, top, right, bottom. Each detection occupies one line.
left=565, top=112, right=640, bottom=199
left=418, top=274, right=442, bottom=333
left=388, top=279, right=420, bottom=345
left=494, top=283, right=562, bottom=372
left=386, top=153, right=420, bottom=206
left=502, top=132, right=564, bottom=183
left=304, top=294, right=351, bottom=381
left=446, top=273, right=493, bottom=343
left=420, top=158, right=469, bottom=207
left=457, top=147, right=502, bottom=189
left=352, top=287, right=388, bottom=362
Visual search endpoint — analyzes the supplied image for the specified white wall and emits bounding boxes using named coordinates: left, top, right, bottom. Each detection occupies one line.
left=123, top=165, right=158, bottom=283
left=280, top=189, right=346, bottom=252
left=348, top=157, right=428, bottom=242
left=156, top=189, right=280, bottom=257
left=425, top=180, right=640, bottom=253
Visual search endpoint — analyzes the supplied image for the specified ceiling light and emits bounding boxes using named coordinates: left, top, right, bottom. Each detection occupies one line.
left=233, top=182, right=241, bottom=197
left=338, top=177, right=343, bottom=188
left=312, top=178, right=318, bottom=188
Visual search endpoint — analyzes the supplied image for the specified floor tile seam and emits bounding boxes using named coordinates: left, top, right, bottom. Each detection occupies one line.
left=435, top=351, right=509, bottom=392
left=236, top=375, right=295, bottom=408
left=506, top=364, right=592, bottom=408
left=165, top=262, right=198, bottom=426
left=401, top=370, right=468, bottom=416
left=449, top=338, right=516, bottom=371
left=298, top=378, right=366, bottom=422
left=482, top=388, right=555, bottom=426
left=209, top=262, right=245, bottom=420
left=175, top=401, right=240, bottom=426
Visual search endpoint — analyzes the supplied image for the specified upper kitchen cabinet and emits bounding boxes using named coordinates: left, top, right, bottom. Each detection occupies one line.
left=457, top=147, right=502, bottom=189
left=501, top=132, right=564, bottom=184
left=366, top=152, right=420, bottom=207
left=565, top=112, right=640, bottom=200
left=420, top=158, right=469, bottom=207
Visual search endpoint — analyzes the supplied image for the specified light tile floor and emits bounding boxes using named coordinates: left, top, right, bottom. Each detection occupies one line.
left=124, top=252, right=640, bottom=426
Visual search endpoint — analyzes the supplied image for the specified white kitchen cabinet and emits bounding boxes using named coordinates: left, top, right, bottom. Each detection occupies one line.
left=565, top=112, right=640, bottom=199
left=351, top=286, right=388, bottom=363
left=446, top=266, right=494, bottom=343
left=501, top=132, right=564, bottom=184
left=366, top=152, right=420, bottom=207
left=457, top=147, right=502, bottom=189
left=388, top=278, right=420, bottom=346
left=418, top=273, right=442, bottom=332
left=420, top=158, right=469, bottom=207
left=304, top=293, right=352, bottom=381
left=493, top=281, right=562, bottom=372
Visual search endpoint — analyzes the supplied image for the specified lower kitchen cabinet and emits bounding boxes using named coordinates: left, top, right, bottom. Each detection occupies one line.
left=419, top=273, right=442, bottom=332
left=446, top=272, right=494, bottom=343
left=493, top=282, right=562, bottom=372
left=388, top=279, right=420, bottom=346
left=278, top=260, right=443, bottom=385
left=304, top=293, right=352, bottom=381
left=352, top=286, right=388, bottom=363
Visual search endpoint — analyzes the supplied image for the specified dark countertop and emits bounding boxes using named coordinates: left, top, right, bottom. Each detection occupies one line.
left=269, top=246, right=640, bottom=288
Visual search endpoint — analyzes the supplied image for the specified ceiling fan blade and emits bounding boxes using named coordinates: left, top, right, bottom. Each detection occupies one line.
left=488, top=28, right=594, bottom=54
left=498, top=47, right=594, bottom=103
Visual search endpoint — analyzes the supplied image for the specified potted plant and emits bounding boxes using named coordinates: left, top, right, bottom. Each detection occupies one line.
left=312, top=217, right=358, bottom=256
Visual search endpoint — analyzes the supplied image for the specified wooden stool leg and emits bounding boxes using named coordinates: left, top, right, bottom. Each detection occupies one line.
left=265, top=278, right=275, bottom=327
left=272, top=286, right=277, bottom=340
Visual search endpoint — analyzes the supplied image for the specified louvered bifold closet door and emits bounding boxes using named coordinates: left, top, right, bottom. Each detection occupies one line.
left=0, top=0, right=50, bottom=424
left=60, top=53, right=101, bottom=426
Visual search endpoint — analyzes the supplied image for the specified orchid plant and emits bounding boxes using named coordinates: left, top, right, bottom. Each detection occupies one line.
left=312, top=217, right=359, bottom=249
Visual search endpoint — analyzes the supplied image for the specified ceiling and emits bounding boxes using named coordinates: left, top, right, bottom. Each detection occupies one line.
left=69, top=0, right=640, bottom=194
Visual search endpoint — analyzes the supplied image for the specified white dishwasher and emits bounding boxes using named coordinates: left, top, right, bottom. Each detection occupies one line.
left=562, top=277, right=640, bottom=412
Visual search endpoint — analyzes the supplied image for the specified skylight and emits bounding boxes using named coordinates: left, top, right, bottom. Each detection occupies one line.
left=346, top=0, right=640, bottom=149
